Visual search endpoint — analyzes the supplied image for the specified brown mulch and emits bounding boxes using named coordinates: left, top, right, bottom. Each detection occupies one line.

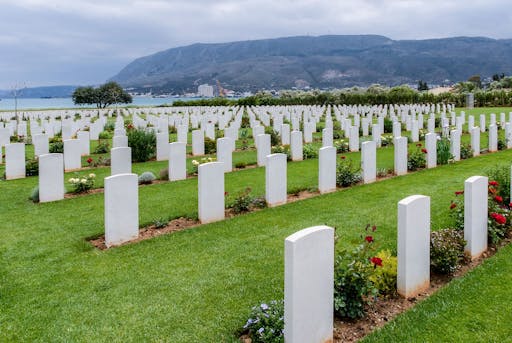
left=64, top=180, right=168, bottom=199
left=333, top=235, right=512, bottom=342
left=89, top=217, right=200, bottom=250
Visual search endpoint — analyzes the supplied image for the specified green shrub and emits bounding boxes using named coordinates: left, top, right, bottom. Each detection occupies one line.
left=104, top=122, right=115, bottom=131
left=487, top=181, right=510, bottom=244
left=152, top=217, right=167, bottom=229
left=407, top=144, right=426, bottom=171
left=128, top=129, right=156, bottom=162
left=316, top=121, right=325, bottom=132
left=25, top=158, right=39, bottom=176
left=138, top=172, right=156, bottom=185
left=334, top=139, right=349, bottom=153
left=383, top=118, right=393, bottom=133
left=98, top=131, right=112, bottom=139
left=302, top=144, right=318, bottom=159
left=235, top=162, right=247, bottom=169
left=460, top=143, right=473, bottom=159
left=486, top=165, right=511, bottom=204
left=334, top=227, right=379, bottom=319
left=204, top=137, right=216, bottom=154
left=242, top=300, right=284, bottom=343
left=227, top=187, right=253, bottom=214
left=49, top=141, right=64, bottom=153
left=265, top=127, right=280, bottom=147
left=449, top=191, right=465, bottom=230
left=271, top=145, right=291, bottom=161
left=333, top=130, right=343, bottom=140
left=68, top=173, right=96, bottom=193
left=93, top=140, right=110, bottom=154
left=498, top=139, right=506, bottom=150
left=430, top=228, right=466, bottom=274
left=380, top=134, right=394, bottom=147
left=336, top=157, right=361, bottom=187
left=29, top=186, right=39, bottom=203
left=437, top=137, right=453, bottom=165
left=369, top=249, right=397, bottom=297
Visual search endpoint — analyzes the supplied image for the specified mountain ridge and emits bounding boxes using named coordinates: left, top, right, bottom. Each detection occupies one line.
left=110, top=35, right=512, bottom=92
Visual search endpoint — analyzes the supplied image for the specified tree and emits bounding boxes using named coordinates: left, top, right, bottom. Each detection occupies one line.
left=467, top=75, right=482, bottom=89
left=417, top=80, right=429, bottom=91
left=72, top=81, right=132, bottom=108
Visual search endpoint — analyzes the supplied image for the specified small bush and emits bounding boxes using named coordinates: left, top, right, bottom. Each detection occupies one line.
left=235, top=162, right=247, bottom=169
left=152, top=217, right=167, bottom=229
left=437, top=137, right=453, bottom=165
left=460, top=143, right=473, bottom=159
left=302, top=144, right=318, bottom=159
left=407, top=144, right=426, bottom=171
left=29, top=186, right=39, bottom=203
left=98, top=131, right=112, bottom=139
left=334, top=139, right=349, bottom=153
left=498, top=139, right=506, bottom=151
left=369, top=249, right=397, bottom=297
left=486, top=165, right=511, bottom=204
left=449, top=191, right=465, bottom=230
left=336, top=157, right=361, bottom=187
left=227, top=187, right=254, bottom=214
left=128, top=129, right=156, bottom=162
left=49, top=141, right=64, bottom=153
left=204, top=137, right=216, bottom=154
left=380, top=134, right=394, bottom=147
left=138, top=171, right=156, bottom=185
left=383, top=118, right=393, bottom=133
left=430, top=228, right=466, bottom=274
left=333, top=130, right=343, bottom=139
left=265, top=127, right=280, bottom=147
left=69, top=173, right=96, bottom=193
left=93, top=140, right=110, bottom=154
left=25, top=158, right=39, bottom=176
left=271, top=145, right=291, bottom=161
left=191, top=157, right=216, bottom=174
left=242, top=300, right=284, bottom=343
left=159, top=168, right=169, bottom=180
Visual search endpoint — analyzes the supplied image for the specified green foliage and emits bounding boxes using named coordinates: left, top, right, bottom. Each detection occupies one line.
left=235, top=162, right=247, bottom=169
left=334, top=139, right=349, bottom=153
left=98, top=131, right=112, bottom=139
left=486, top=165, right=511, bottom=204
left=104, top=122, right=116, bottom=131
left=93, top=140, right=110, bottom=154
left=449, top=191, right=465, bottom=230
left=271, top=145, right=291, bottom=161
left=49, top=141, right=64, bottom=153
left=265, top=127, right=280, bottom=147
left=437, top=137, right=453, bottom=165
left=460, top=143, right=473, bottom=159
left=417, top=80, right=429, bottom=91
left=407, top=144, right=426, bottom=171
left=383, top=118, right=393, bottom=133
left=25, top=158, right=39, bottom=176
left=242, top=300, right=284, bottom=343
left=430, top=228, right=466, bottom=274
left=128, top=129, right=156, bottom=162
left=336, top=157, right=361, bottom=187
left=72, top=81, right=133, bottom=108
left=138, top=172, right=156, bottom=185
left=369, top=250, right=397, bottom=297
left=226, top=187, right=266, bottom=214
left=29, top=186, right=39, bottom=203
left=487, top=182, right=510, bottom=244
left=68, top=173, right=96, bottom=193
left=334, top=228, right=379, bottom=319
left=152, top=217, right=168, bottom=229
left=302, top=144, right=318, bottom=159
left=204, top=137, right=216, bottom=154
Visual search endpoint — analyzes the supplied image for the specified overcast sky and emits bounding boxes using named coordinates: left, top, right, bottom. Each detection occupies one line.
left=0, top=0, right=510, bottom=88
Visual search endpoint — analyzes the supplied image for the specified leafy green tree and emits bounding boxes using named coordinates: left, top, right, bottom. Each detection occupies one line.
left=72, top=82, right=132, bottom=108
left=417, top=80, right=429, bottom=91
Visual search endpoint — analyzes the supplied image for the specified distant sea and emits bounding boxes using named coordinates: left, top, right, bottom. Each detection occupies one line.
left=0, top=96, right=198, bottom=111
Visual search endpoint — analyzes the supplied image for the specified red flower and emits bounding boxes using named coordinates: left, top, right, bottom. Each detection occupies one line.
left=455, top=191, right=464, bottom=196
left=489, top=181, right=499, bottom=187
left=509, top=203, right=512, bottom=208
left=416, top=143, right=422, bottom=147
left=370, top=257, right=383, bottom=267
left=340, top=156, right=346, bottom=160
left=365, top=235, right=374, bottom=243
left=87, top=158, right=93, bottom=164
left=371, top=225, right=377, bottom=232
left=450, top=202, right=457, bottom=209
left=224, top=192, right=229, bottom=196
left=491, top=212, right=506, bottom=225
left=494, top=196, right=503, bottom=203
left=421, top=148, right=428, bottom=154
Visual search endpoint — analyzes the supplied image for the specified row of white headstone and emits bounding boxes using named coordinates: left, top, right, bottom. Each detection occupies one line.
left=283, top=174, right=489, bottom=342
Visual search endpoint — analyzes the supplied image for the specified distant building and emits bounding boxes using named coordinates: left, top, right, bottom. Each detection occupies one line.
left=198, top=84, right=214, bottom=97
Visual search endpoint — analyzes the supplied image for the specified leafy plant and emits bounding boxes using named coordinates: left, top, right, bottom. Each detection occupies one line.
left=93, top=140, right=110, bottom=154
left=49, top=141, right=64, bottom=153
left=369, top=249, right=397, bottom=297
left=437, top=137, right=453, bottom=165
left=486, top=165, right=511, bottom=204
left=191, top=157, right=216, bottom=174
left=302, top=144, right=318, bottom=159
left=152, top=217, right=168, bottom=229
left=265, top=127, right=280, bottom=147
left=227, top=187, right=254, bottom=214
left=25, top=158, right=39, bottom=176
left=334, top=139, right=349, bottom=153
left=204, top=137, right=216, bottom=154
left=98, top=131, right=112, bottom=139
left=334, top=225, right=379, bottom=319
left=383, top=118, right=393, bottom=133
left=235, top=161, right=247, bottom=169
left=336, top=157, right=361, bottom=187
left=68, top=173, right=96, bottom=193
left=430, top=228, right=466, bottom=274
left=460, top=143, right=473, bottom=159
left=487, top=181, right=510, bottom=244
left=242, top=300, right=284, bottom=343
left=128, top=128, right=156, bottom=162
left=271, top=145, right=291, bottom=160
left=138, top=171, right=156, bottom=185
left=407, top=144, right=426, bottom=171
left=29, top=186, right=39, bottom=203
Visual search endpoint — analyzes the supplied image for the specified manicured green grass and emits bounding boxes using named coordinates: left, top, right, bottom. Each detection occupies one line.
left=1, top=138, right=512, bottom=341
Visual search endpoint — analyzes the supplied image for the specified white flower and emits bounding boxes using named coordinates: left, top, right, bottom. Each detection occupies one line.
left=80, top=179, right=87, bottom=184
left=192, top=160, right=199, bottom=166
left=89, top=173, right=96, bottom=178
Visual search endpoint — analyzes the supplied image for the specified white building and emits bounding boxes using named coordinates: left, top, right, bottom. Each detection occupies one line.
left=198, top=84, right=214, bottom=98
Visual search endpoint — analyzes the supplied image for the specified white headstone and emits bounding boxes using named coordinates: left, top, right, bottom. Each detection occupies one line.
left=105, top=173, right=139, bottom=247
left=394, top=137, right=407, bottom=176
left=284, top=226, right=334, bottom=343
left=397, top=195, right=430, bottom=298
left=5, top=143, right=25, bottom=180
left=349, top=126, right=359, bottom=152
left=425, top=133, right=437, bottom=169
left=450, top=129, right=461, bottom=161
left=464, top=176, right=488, bottom=259
left=216, top=137, right=232, bottom=172
left=266, top=153, right=287, bottom=207
left=470, top=127, right=480, bottom=157
left=290, top=131, right=303, bottom=161
left=488, top=124, right=498, bottom=152
left=156, top=132, right=169, bottom=161
left=33, top=134, right=49, bottom=157
left=256, top=134, right=271, bottom=167
left=322, top=128, right=333, bottom=148
left=39, top=153, right=64, bottom=202
left=198, top=162, right=225, bottom=223
left=63, top=139, right=82, bottom=171
left=361, top=141, right=376, bottom=184
left=318, top=146, right=336, bottom=194
left=113, top=135, right=128, bottom=148
left=111, top=147, right=132, bottom=175
left=77, top=131, right=90, bottom=156
left=192, top=129, right=205, bottom=156
left=281, top=123, right=291, bottom=145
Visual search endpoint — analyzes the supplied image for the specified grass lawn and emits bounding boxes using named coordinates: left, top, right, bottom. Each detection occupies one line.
left=1, top=139, right=512, bottom=341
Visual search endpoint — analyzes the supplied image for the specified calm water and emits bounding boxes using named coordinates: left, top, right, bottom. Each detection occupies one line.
left=0, top=97, right=197, bottom=111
